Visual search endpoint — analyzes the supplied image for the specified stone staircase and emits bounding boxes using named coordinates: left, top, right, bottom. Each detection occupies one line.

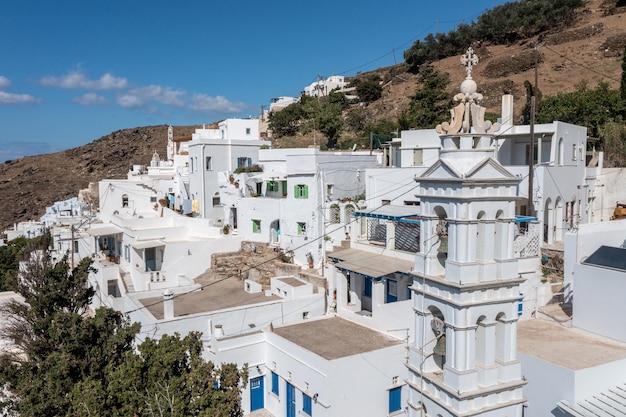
left=119, top=266, right=135, bottom=293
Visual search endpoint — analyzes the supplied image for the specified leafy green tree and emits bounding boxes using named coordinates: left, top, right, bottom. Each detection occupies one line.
left=536, top=81, right=623, bottom=138
left=351, top=76, right=383, bottom=103
left=0, top=236, right=29, bottom=291
left=85, top=332, right=248, bottom=417
left=0, top=244, right=247, bottom=417
left=317, top=103, right=344, bottom=149
left=398, top=66, right=451, bottom=130
left=268, top=101, right=305, bottom=138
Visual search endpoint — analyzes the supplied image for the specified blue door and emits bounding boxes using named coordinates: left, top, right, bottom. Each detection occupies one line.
left=250, top=376, right=264, bottom=411
left=286, top=382, right=296, bottom=417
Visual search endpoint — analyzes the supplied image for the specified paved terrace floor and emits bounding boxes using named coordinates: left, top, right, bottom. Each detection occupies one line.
left=272, top=316, right=403, bottom=360
left=517, top=318, right=626, bottom=370
left=138, top=276, right=281, bottom=320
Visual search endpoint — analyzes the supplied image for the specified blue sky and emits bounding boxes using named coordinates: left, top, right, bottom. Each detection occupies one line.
left=0, top=0, right=509, bottom=162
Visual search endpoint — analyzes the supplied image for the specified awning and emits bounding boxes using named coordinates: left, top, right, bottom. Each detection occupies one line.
left=353, top=205, right=420, bottom=224
left=515, top=215, right=538, bottom=223
left=86, top=224, right=123, bottom=236
left=132, top=240, right=164, bottom=250
left=329, top=248, right=414, bottom=280
left=557, top=383, right=626, bottom=416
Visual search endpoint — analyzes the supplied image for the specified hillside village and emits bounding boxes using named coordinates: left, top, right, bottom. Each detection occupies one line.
left=3, top=0, right=626, bottom=416
left=2, top=39, right=626, bottom=416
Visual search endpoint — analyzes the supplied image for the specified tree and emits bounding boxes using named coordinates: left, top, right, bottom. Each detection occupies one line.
left=0, top=236, right=29, bottom=292
left=268, top=101, right=305, bottom=138
left=352, top=76, right=382, bottom=103
left=87, top=332, right=248, bottom=417
left=0, top=243, right=248, bottom=417
left=398, top=66, right=451, bottom=130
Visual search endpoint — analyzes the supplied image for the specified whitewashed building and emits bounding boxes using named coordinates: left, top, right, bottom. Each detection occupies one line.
left=187, top=119, right=270, bottom=221
left=219, top=148, right=377, bottom=268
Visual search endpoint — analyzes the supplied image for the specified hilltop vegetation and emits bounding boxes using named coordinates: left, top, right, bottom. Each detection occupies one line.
left=269, top=0, right=626, bottom=166
left=1, top=0, right=626, bottom=230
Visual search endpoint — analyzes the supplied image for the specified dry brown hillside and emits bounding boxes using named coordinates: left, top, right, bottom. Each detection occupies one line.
left=0, top=126, right=199, bottom=231
left=1, top=0, right=625, bottom=232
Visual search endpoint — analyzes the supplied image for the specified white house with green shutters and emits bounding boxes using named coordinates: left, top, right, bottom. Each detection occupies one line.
left=220, top=148, right=378, bottom=268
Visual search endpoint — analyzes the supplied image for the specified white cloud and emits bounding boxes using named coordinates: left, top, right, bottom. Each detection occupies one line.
left=188, top=94, right=246, bottom=113
left=40, top=70, right=128, bottom=90
left=0, top=76, right=10, bottom=88
left=73, top=92, right=108, bottom=105
left=116, top=85, right=185, bottom=108
left=0, top=91, right=39, bottom=104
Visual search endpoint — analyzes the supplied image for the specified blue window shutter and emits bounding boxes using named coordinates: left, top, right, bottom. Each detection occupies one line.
left=248, top=157, right=252, bottom=167
left=271, top=372, right=279, bottom=395
left=389, top=386, right=401, bottom=413
left=303, top=393, right=312, bottom=415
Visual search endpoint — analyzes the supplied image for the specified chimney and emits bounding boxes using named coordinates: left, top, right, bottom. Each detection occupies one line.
left=163, top=289, right=174, bottom=319
left=501, top=94, right=514, bottom=126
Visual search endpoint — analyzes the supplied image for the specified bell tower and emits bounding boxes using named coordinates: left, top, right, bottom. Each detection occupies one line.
left=407, top=48, right=526, bottom=417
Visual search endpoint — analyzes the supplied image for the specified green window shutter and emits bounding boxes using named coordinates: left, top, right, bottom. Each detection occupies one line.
left=303, top=185, right=308, bottom=199
left=282, top=181, right=288, bottom=196
left=294, top=185, right=298, bottom=198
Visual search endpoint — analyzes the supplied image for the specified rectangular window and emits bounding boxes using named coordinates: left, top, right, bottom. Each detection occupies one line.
left=294, top=184, right=309, bottom=199
left=572, top=144, right=577, bottom=161
left=237, top=157, right=253, bottom=168
left=246, top=127, right=251, bottom=135
left=413, top=149, right=423, bottom=166
left=150, top=196, right=157, bottom=203
left=297, top=222, right=307, bottom=235
left=267, top=181, right=279, bottom=192
left=107, top=280, right=120, bottom=297
left=303, top=393, right=312, bottom=416
left=382, top=199, right=391, bottom=206
left=212, top=196, right=221, bottom=206
left=252, top=219, right=261, bottom=233
left=388, top=386, right=401, bottom=413
left=205, top=156, right=212, bottom=170
left=73, top=240, right=79, bottom=253
left=327, top=184, right=334, bottom=196
left=271, top=372, right=279, bottom=396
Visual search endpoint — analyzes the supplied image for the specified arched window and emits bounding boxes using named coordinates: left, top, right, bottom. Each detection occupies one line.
left=558, top=138, right=564, bottom=166
left=344, top=204, right=355, bottom=220
left=330, top=204, right=340, bottom=224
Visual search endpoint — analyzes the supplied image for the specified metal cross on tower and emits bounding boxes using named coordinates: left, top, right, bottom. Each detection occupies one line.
left=461, top=47, right=479, bottom=79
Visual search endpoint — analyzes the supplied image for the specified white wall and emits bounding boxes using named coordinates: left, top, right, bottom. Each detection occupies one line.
left=574, top=263, right=626, bottom=343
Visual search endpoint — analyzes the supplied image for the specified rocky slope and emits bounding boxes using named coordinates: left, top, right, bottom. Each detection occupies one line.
left=0, top=0, right=624, bottom=232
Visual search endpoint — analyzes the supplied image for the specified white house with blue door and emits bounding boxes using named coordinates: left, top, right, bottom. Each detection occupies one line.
left=210, top=316, right=408, bottom=417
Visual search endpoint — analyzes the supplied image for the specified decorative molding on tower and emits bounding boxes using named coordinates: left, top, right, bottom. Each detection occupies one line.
left=436, top=47, right=501, bottom=136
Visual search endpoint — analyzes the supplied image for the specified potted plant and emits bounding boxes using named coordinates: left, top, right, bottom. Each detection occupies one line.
left=223, top=224, right=231, bottom=235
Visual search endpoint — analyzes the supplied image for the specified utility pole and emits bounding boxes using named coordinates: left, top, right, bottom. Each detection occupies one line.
left=527, top=42, right=538, bottom=217
left=70, top=226, right=75, bottom=269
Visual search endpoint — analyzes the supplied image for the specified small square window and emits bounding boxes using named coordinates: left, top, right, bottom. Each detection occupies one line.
left=246, top=127, right=251, bottom=135
left=212, top=196, right=221, bottom=206
left=297, top=222, right=307, bottom=235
